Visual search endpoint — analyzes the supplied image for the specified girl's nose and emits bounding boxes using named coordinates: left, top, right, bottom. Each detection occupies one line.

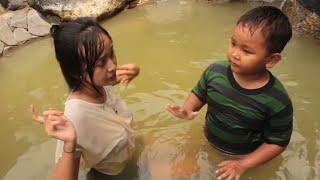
left=107, top=59, right=117, bottom=72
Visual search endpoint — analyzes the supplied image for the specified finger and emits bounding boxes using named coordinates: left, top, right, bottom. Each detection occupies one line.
left=123, top=79, right=130, bottom=86
left=216, top=166, right=228, bottom=176
left=47, top=114, right=68, bottom=123
left=217, top=170, right=231, bottom=180
left=218, top=160, right=231, bottom=167
left=44, top=120, right=63, bottom=136
left=117, top=64, right=134, bottom=70
left=235, top=174, right=240, bottom=180
left=29, top=104, right=44, bottom=123
left=117, top=69, right=135, bottom=76
left=226, top=172, right=235, bottom=180
left=43, top=109, right=63, bottom=117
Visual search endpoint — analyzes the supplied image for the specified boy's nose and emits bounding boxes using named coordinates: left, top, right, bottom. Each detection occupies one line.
left=232, top=50, right=240, bottom=60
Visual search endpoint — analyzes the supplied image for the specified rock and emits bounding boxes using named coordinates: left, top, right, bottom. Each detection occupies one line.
left=7, top=0, right=28, bottom=11
left=283, top=0, right=320, bottom=40
left=27, top=9, right=51, bottom=36
left=8, top=9, right=28, bottom=29
left=28, top=0, right=129, bottom=21
left=0, top=0, right=9, bottom=8
left=0, top=41, right=4, bottom=55
left=248, top=0, right=286, bottom=8
left=0, top=17, right=18, bottom=45
left=13, top=28, right=34, bottom=43
left=0, top=4, right=6, bottom=14
left=298, top=0, right=320, bottom=16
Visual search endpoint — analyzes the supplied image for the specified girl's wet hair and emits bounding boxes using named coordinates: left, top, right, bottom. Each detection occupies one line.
left=51, top=17, right=113, bottom=92
left=237, top=6, right=292, bottom=54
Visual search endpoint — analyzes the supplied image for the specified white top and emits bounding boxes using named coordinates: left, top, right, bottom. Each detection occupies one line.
left=55, top=86, right=134, bottom=175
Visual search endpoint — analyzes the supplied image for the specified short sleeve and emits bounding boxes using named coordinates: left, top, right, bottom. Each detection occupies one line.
left=263, top=104, right=293, bottom=147
left=191, top=66, right=209, bottom=103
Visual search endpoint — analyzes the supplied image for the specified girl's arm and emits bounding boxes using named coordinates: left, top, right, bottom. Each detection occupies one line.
left=53, top=141, right=81, bottom=180
left=30, top=106, right=80, bottom=180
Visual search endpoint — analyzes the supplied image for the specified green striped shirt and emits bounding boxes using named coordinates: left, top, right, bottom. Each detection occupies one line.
left=192, top=60, right=293, bottom=155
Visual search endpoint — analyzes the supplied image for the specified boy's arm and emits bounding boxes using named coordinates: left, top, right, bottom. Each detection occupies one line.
left=216, top=143, right=285, bottom=180
left=165, top=92, right=205, bottom=120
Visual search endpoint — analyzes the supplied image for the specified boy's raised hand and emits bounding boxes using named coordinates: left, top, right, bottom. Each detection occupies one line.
left=165, top=104, right=198, bottom=120
left=116, top=64, right=140, bottom=86
left=216, top=160, right=248, bottom=180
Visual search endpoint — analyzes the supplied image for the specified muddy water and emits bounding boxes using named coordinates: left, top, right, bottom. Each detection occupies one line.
left=1, top=1, right=320, bottom=179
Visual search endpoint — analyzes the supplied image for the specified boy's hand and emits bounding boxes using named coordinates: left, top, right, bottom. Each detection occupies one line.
left=216, top=160, right=248, bottom=180
left=116, top=64, right=140, bottom=86
left=165, top=104, right=198, bottom=120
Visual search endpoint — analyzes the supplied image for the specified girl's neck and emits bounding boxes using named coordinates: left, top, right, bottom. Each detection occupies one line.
left=70, top=84, right=106, bottom=104
left=233, top=70, right=270, bottom=90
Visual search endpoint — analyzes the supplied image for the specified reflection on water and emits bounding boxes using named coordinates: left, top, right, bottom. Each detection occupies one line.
left=1, top=0, right=320, bottom=179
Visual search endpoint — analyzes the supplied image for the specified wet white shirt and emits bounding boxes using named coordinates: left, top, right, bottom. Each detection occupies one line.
left=55, top=86, right=134, bottom=175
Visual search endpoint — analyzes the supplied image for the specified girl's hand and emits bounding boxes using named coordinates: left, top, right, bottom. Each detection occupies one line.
left=29, top=105, right=77, bottom=151
left=216, top=160, right=249, bottom=180
left=116, top=64, right=140, bottom=86
left=165, top=104, right=198, bottom=120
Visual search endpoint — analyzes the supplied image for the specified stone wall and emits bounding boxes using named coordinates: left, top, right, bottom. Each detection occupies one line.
left=0, top=8, right=51, bottom=55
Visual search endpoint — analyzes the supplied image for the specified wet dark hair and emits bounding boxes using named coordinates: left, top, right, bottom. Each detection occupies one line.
left=50, top=17, right=113, bottom=92
left=236, top=6, right=292, bottom=53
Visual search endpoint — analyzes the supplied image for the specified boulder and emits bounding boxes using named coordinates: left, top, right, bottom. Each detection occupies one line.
left=7, top=0, right=28, bottom=11
left=27, top=9, right=51, bottom=36
left=27, top=0, right=130, bottom=20
left=0, top=16, right=18, bottom=45
left=283, top=0, right=320, bottom=40
left=0, top=4, right=6, bottom=14
left=248, top=0, right=287, bottom=8
left=0, top=0, right=9, bottom=8
left=0, top=41, right=4, bottom=55
left=8, top=9, right=28, bottom=29
left=13, top=28, right=34, bottom=43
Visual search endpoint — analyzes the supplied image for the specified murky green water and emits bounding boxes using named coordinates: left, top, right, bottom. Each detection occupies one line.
left=1, top=1, right=320, bottom=179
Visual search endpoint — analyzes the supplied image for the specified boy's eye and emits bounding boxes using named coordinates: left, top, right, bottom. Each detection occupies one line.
left=243, top=49, right=253, bottom=55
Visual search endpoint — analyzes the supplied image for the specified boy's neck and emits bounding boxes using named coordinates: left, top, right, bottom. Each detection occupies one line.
left=232, top=70, right=270, bottom=90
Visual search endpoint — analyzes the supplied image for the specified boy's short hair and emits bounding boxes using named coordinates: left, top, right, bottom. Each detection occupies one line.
left=237, top=6, right=292, bottom=53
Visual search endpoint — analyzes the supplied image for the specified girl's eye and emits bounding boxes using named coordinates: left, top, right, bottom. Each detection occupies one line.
left=231, top=41, right=236, bottom=47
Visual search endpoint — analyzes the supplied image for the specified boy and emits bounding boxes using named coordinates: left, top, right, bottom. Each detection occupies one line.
left=166, top=6, right=293, bottom=180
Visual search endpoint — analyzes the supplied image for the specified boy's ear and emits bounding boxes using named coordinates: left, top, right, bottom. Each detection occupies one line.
left=266, top=53, right=281, bottom=69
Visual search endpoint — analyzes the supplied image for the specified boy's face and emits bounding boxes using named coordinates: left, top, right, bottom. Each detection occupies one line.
left=227, top=25, right=271, bottom=75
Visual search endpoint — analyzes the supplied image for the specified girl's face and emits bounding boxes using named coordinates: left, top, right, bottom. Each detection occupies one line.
left=89, top=34, right=117, bottom=86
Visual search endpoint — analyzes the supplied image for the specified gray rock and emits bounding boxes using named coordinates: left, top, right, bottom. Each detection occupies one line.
left=27, top=9, right=51, bottom=36
left=0, top=41, right=4, bottom=55
left=13, top=28, right=34, bottom=43
left=9, top=9, right=27, bottom=29
left=0, top=17, right=18, bottom=45
left=28, top=0, right=129, bottom=20
left=7, top=0, right=28, bottom=11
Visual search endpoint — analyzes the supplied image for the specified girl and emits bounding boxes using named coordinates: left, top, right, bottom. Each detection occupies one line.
left=30, top=17, right=139, bottom=179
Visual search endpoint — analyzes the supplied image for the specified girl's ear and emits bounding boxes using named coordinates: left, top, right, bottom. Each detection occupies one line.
left=266, top=53, right=281, bottom=69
